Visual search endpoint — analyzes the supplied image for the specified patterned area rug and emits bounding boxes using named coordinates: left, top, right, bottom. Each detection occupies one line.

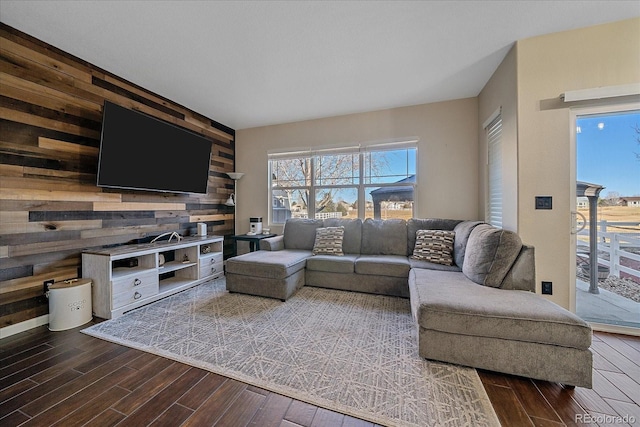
left=83, top=279, right=499, bottom=427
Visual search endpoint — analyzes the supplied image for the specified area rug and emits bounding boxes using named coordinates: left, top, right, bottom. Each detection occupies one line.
left=82, top=279, right=499, bottom=427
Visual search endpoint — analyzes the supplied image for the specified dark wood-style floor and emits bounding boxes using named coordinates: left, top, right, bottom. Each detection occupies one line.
left=1, top=323, right=638, bottom=427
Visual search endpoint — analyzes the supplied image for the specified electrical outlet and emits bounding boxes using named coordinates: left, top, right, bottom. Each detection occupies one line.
left=542, top=281, right=553, bottom=295
left=43, top=279, right=55, bottom=294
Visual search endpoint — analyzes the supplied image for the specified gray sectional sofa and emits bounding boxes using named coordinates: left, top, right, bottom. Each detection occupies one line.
left=225, top=217, right=593, bottom=388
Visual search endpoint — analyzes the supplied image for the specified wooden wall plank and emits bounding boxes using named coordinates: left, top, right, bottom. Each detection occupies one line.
left=1, top=37, right=93, bottom=83
left=0, top=72, right=102, bottom=113
left=211, top=155, right=234, bottom=166
left=1, top=267, right=79, bottom=294
left=1, top=140, right=98, bottom=164
left=79, top=223, right=179, bottom=240
left=0, top=23, right=236, bottom=329
left=0, top=163, right=23, bottom=176
left=1, top=176, right=102, bottom=192
left=38, top=137, right=99, bottom=156
left=0, top=286, right=43, bottom=305
left=0, top=219, right=103, bottom=235
left=9, top=234, right=130, bottom=257
left=0, top=211, right=28, bottom=223
left=0, top=59, right=105, bottom=109
left=0, top=188, right=121, bottom=202
left=188, top=214, right=234, bottom=222
left=0, top=200, right=94, bottom=211
left=0, top=249, right=80, bottom=271
left=23, top=167, right=95, bottom=183
left=1, top=79, right=102, bottom=122
left=93, top=202, right=187, bottom=212
left=0, top=25, right=95, bottom=77
left=0, top=106, right=101, bottom=139
left=216, top=144, right=235, bottom=156
left=0, top=303, right=48, bottom=328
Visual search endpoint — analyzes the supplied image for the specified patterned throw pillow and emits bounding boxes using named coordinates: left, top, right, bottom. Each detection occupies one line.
left=312, top=226, right=345, bottom=256
left=411, top=229, right=456, bottom=266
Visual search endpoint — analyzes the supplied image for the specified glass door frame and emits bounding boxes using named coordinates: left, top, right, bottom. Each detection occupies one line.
left=569, top=101, right=640, bottom=336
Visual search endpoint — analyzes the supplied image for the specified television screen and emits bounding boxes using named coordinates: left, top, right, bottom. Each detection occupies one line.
left=97, top=101, right=213, bottom=194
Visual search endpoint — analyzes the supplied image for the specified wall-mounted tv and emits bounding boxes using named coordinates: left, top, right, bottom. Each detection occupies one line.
left=97, top=101, right=213, bottom=194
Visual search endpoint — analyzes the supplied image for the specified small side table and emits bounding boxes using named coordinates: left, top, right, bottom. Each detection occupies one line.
left=230, top=233, right=277, bottom=255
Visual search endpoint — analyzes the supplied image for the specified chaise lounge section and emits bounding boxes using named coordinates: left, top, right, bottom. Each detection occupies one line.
left=225, top=217, right=593, bottom=388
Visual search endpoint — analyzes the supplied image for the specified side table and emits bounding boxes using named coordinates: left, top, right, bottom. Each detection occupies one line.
left=230, top=233, right=277, bottom=255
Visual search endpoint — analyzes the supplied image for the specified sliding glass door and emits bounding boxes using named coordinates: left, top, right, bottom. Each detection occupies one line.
left=572, top=105, right=640, bottom=331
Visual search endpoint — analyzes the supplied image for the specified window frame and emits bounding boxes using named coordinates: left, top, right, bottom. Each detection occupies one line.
left=268, top=141, right=418, bottom=225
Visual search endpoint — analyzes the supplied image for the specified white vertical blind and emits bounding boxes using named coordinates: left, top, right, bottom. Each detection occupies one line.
left=486, top=115, right=503, bottom=228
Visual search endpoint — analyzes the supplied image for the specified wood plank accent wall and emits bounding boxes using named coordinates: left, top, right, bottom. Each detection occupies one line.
left=0, top=24, right=236, bottom=328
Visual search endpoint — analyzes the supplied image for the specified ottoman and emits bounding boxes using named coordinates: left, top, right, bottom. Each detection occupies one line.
left=225, top=249, right=311, bottom=301
left=409, top=268, right=593, bottom=388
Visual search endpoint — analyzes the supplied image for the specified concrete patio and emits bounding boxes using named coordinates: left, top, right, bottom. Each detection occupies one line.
left=576, top=279, right=639, bottom=328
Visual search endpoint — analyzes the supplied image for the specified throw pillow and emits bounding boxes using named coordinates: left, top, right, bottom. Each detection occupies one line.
left=411, top=229, right=455, bottom=266
left=312, top=226, right=345, bottom=256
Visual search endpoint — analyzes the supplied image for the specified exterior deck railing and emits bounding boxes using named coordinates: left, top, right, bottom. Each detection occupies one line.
left=577, top=221, right=640, bottom=282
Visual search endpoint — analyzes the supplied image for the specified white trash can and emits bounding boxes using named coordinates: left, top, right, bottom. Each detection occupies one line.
left=47, top=279, right=92, bottom=331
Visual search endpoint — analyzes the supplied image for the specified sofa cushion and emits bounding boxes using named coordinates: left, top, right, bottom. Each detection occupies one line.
left=408, top=269, right=592, bottom=350
left=283, top=218, right=324, bottom=250
left=323, top=218, right=362, bottom=254
left=411, top=229, right=455, bottom=266
left=462, top=224, right=523, bottom=287
left=355, top=255, right=410, bottom=278
left=452, top=221, right=484, bottom=268
left=409, top=258, right=462, bottom=272
left=407, top=218, right=462, bottom=256
left=312, top=226, right=345, bottom=256
left=225, top=249, right=311, bottom=279
left=259, top=234, right=284, bottom=251
left=500, top=245, right=536, bottom=291
left=306, top=254, right=358, bottom=274
left=361, top=218, right=407, bottom=256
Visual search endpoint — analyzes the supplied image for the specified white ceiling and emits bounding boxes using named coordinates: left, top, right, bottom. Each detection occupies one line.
left=1, top=1, right=639, bottom=130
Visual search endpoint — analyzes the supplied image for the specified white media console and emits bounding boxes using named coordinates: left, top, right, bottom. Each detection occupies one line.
left=82, top=236, right=224, bottom=319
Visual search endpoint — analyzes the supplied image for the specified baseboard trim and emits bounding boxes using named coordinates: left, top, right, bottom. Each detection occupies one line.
left=0, top=315, right=49, bottom=339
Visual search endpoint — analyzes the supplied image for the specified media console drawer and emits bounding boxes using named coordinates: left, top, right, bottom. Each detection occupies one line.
left=200, top=262, right=224, bottom=279
left=112, top=282, right=159, bottom=309
left=111, top=270, right=158, bottom=295
left=200, top=253, right=223, bottom=264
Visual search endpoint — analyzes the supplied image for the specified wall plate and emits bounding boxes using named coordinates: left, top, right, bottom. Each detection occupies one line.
left=535, top=196, right=553, bottom=210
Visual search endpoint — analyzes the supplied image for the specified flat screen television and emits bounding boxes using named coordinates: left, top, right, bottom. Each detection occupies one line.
left=97, top=101, right=213, bottom=194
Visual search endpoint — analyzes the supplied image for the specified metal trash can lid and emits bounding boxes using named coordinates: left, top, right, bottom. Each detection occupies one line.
left=49, top=278, right=91, bottom=290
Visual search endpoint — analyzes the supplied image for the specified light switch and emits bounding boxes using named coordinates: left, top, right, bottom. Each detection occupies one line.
left=535, top=196, right=552, bottom=210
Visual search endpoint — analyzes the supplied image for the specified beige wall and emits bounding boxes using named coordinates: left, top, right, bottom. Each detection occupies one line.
left=236, top=98, right=479, bottom=235
left=515, top=18, right=640, bottom=308
left=478, top=45, right=519, bottom=231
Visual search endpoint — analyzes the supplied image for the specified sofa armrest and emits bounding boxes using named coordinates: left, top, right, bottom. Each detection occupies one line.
left=501, top=244, right=536, bottom=292
left=260, top=235, right=285, bottom=251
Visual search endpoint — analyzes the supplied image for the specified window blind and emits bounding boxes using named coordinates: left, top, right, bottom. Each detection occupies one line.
left=486, top=115, right=503, bottom=228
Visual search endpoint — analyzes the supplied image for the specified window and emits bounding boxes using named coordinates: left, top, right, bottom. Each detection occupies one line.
left=486, top=114, right=503, bottom=227
left=269, top=143, right=417, bottom=224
